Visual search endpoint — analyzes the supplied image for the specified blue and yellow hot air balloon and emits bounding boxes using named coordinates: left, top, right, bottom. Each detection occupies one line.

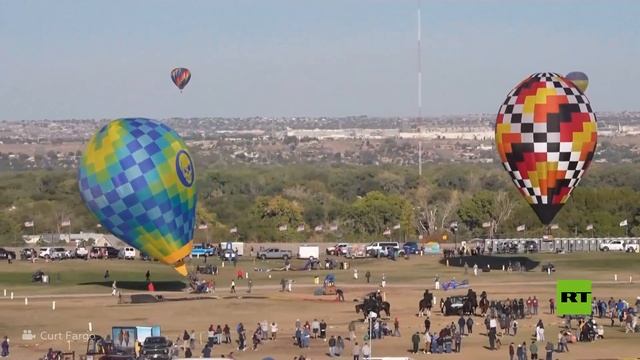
left=78, top=118, right=196, bottom=276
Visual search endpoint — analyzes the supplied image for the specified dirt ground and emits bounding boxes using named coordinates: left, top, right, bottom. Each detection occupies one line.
left=1, top=254, right=639, bottom=360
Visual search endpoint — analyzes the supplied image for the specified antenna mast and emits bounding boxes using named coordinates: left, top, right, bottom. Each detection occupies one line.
left=417, top=0, right=423, bottom=176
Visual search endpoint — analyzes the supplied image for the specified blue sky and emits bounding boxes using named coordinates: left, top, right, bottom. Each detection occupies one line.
left=1, top=0, right=638, bottom=120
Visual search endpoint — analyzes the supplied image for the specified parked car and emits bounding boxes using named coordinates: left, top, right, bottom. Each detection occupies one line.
left=524, top=240, right=538, bottom=253
left=51, top=247, right=69, bottom=259
left=257, top=247, right=293, bottom=260
left=20, top=248, right=36, bottom=260
left=74, top=246, right=89, bottom=259
left=118, top=247, right=137, bottom=260
left=191, top=243, right=216, bottom=258
left=0, top=247, right=16, bottom=260
left=599, top=240, right=639, bottom=252
left=140, top=336, right=172, bottom=360
left=326, top=243, right=349, bottom=256
left=402, top=241, right=421, bottom=255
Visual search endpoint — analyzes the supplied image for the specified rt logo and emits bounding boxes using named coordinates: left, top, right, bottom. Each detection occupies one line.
left=556, top=280, right=592, bottom=315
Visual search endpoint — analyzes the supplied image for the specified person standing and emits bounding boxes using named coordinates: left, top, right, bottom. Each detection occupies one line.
left=336, top=336, right=345, bottom=356
left=328, top=335, right=337, bottom=357
left=411, top=332, right=420, bottom=354
left=533, top=296, right=539, bottom=315
left=454, top=331, right=462, bottom=352
left=365, top=271, right=371, bottom=284
left=189, top=330, right=196, bottom=350
left=104, top=270, right=110, bottom=280
left=361, top=342, right=371, bottom=359
left=311, top=319, right=320, bottom=339
left=223, top=324, right=231, bottom=344
left=231, top=280, right=236, bottom=294
left=466, top=316, right=474, bottom=335
left=458, top=315, right=466, bottom=335
left=320, top=320, right=327, bottom=339
left=536, top=320, right=545, bottom=342
left=516, top=343, right=524, bottom=360
left=348, top=321, right=356, bottom=341
left=549, top=298, right=555, bottom=314
left=393, top=317, right=400, bottom=337
left=270, top=322, right=278, bottom=340
left=424, top=317, right=431, bottom=333
left=247, top=279, right=253, bottom=294
left=352, top=342, right=361, bottom=360
left=381, top=273, right=386, bottom=288
left=145, top=270, right=150, bottom=282
left=201, top=343, right=211, bottom=358
left=544, top=342, right=554, bottom=360
left=473, top=263, right=478, bottom=276
left=353, top=268, right=359, bottom=280
left=1, top=336, right=9, bottom=357
left=111, top=281, right=118, bottom=296
left=529, top=339, right=538, bottom=360
left=424, top=332, right=431, bottom=354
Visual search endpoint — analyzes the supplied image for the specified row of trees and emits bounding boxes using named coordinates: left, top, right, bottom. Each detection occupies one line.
left=2, top=162, right=640, bottom=245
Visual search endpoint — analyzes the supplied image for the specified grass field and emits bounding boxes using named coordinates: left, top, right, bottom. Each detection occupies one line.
left=0, top=252, right=639, bottom=359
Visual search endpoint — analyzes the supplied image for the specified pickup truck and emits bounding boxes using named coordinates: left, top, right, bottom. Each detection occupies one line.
left=190, top=243, right=216, bottom=258
left=140, top=336, right=172, bottom=360
left=257, top=247, right=292, bottom=260
left=326, top=243, right=349, bottom=256
left=599, top=240, right=640, bottom=252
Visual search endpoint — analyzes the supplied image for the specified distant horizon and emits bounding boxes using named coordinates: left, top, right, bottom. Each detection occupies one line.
left=3, top=109, right=639, bottom=124
left=2, top=1, right=639, bottom=120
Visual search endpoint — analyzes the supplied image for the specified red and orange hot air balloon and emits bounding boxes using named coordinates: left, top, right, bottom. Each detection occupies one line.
left=495, top=72, right=597, bottom=225
left=171, top=67, right=191, bottom=92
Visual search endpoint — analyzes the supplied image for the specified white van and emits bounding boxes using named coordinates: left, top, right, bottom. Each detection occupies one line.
left=119, top=247, right=137, bottom=260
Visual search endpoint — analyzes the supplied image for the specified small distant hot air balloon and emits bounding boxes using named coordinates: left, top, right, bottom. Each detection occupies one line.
left=171, top=68, right=191, bottom=92
left=565, top=71, right=589, bottom=93
left=78, top=118, right=197, bottom=276
left=495, top=73, right=597, bottom=225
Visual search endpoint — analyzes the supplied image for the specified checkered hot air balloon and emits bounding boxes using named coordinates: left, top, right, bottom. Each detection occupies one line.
left=495, top=73, right=597, bottom=225
left=78, top=118, right=197, bottom=276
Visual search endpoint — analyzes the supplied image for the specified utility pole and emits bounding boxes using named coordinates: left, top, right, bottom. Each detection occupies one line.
left=417, top=0, right=423, bottom=177
left=418, top=141, right=422, bottom=176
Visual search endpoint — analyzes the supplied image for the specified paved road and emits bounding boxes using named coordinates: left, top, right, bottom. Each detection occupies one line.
left=1, top=279, right=633, bottom=300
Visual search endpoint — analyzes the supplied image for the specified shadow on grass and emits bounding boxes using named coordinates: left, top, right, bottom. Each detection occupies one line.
left=439, top=255, right=540, bottom=271
left=78, top=280, right=186, bottom=291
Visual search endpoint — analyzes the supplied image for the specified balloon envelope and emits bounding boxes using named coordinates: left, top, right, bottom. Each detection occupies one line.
left=565, top=71, right=589, bottom=93
left=495, top=73, right=597, bottom=225
left=78, top=118, right=197, bottom=275
left=171, top=68, right=191, bottom=90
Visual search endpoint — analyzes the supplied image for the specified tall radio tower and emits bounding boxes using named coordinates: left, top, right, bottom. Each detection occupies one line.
left=417, top=0, right=423, bottom=176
